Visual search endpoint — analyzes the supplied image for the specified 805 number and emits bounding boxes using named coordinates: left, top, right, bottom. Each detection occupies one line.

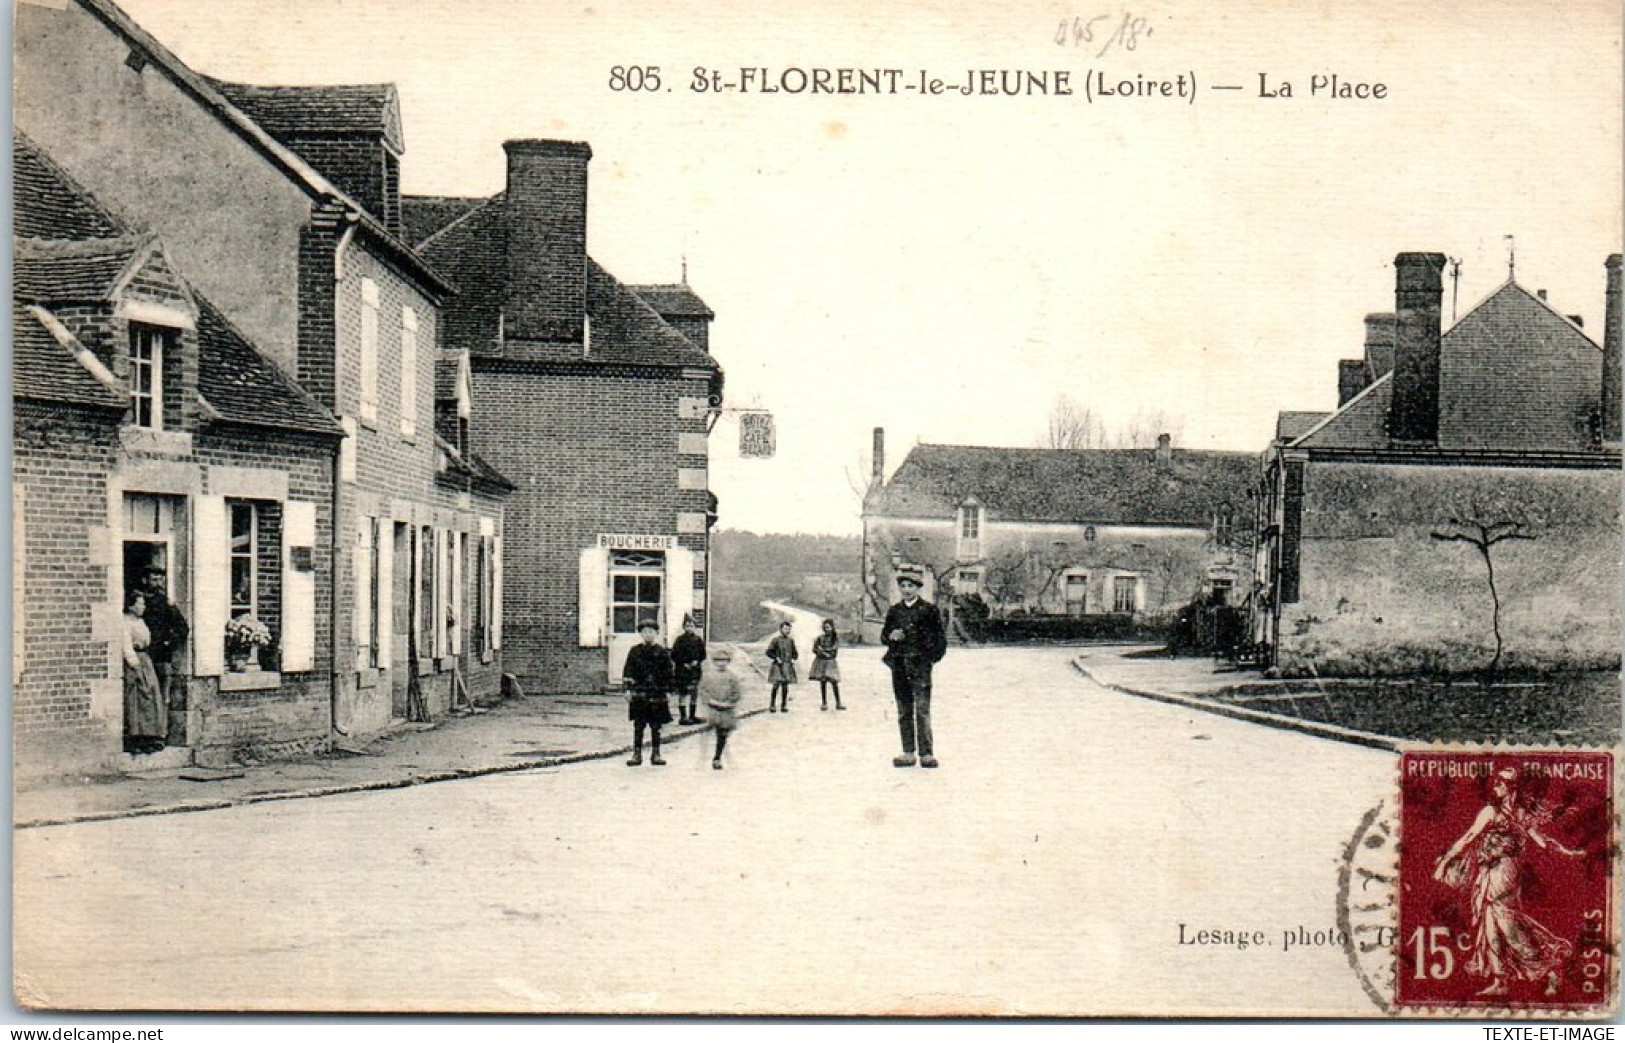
left=609, top=66, right=662, bottom=92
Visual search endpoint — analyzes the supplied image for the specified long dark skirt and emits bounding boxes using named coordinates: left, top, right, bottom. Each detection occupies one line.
left=124, top=652, right=166, bottom=741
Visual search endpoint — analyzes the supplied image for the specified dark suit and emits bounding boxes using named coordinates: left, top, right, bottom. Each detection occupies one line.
left=881, top=597, right=947, bottom=756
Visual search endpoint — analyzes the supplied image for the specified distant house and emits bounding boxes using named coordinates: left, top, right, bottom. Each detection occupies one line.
left=860, top=434, right=1255, bottom=635
left=1255, top=252, right=1622, bottom=675
left=404, top=141, right=724, bottom=692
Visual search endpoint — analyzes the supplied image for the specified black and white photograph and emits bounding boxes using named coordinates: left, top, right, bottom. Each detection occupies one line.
left=8, top=0, right=1622, bottom=1022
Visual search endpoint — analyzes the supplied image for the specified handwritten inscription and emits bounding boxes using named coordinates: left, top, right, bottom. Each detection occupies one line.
left=1054, top=12, right=1154, bottom=58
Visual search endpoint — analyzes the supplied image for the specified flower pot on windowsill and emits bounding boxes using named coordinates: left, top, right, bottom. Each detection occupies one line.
left=228, top=650, right=260, bottom=673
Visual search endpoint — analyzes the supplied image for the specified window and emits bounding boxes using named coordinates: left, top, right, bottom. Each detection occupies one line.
left=957, top=568, right=982, bottom=596
left=360, top=278, right=379, bottom=423
left=1208, top=577, right=1234, bottom=606
left=473, top=536, right=489, bottom=655
left=400, top=306, right=417, bottom=438
left=226, top=500, right=282, bottom=670
left=609, top=551, right=664, bottom=635
left=1065, top=572, right=1089, bottom=615
left=1214, top=508, right=1235, bottom=548
left=960, top=504, right=981, bottom=541
left=1112, top=575, right=1140, bottom=614
left=129, top=325, right=169, bottom=429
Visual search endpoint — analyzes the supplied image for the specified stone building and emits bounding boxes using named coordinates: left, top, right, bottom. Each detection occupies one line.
left=1255, top=252, right=1622, bottom=675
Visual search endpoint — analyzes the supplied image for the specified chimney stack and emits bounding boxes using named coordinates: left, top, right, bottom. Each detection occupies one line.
left=503, top=139, right=592, bottom=344
left=1363, top=313, right=1396, bottom=376
left=1389, top=252, right=1446, bottom=444
left=1155, top=432, right=1172, bottom=467
left=1604, top=254, right=1621, bottom=444
left=1337, top=359, right=1372, bottom=406
left=872, top=427, right=885, bottom=481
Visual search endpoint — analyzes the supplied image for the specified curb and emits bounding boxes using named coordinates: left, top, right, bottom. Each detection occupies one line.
left=16, top=708, right=773, bottom=832
left=1071, top=659, right=1402, bottom=754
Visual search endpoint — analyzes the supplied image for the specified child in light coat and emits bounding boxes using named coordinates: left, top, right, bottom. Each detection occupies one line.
left=702, top=646, right=744, bottom=770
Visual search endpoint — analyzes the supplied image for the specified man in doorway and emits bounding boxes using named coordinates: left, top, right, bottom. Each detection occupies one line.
left=141, top=568, right=189, bottom=722
left=881, top=568, right=947, bottom=768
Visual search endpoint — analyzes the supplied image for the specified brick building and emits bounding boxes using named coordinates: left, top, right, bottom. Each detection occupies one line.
left=860, top=434, right=1254, bottom=636
left=13, top=133, right=343, bottom=780
left=405, top=142, right=724, bottom=691
left=14, top=0, right=513, bottom=769
left=1255, top=252, right=1622, bottom=675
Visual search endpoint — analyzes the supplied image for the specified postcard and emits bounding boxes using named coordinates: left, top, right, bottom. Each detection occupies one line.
left=10, top=0, right=1621, bottom=1019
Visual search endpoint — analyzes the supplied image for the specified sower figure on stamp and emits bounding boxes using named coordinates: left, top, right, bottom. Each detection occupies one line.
left=670, top=615, right=707, bottom=726
left=622, top=619, right=674, bottom=767
left=882, top=568, right=947, bottom=768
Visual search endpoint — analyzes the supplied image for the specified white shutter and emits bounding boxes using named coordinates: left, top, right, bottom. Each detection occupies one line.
left=435, top=529, right=448, bottom=658
left=400, top=307, right=417, bottom=439
left=353, top=517, right=371, bottom=670
left=12, top=483, right=24, bottom=683
left=192, top=496, right=229, bottom=676
left=578, top=546, right=607, bottom=647
left=281, top=500, right=316, bottom=672
left=667, top=546, right=694, bottom=633
left=451, top=532, right=465, bottom=655
left=492, top=534, right=503, bottom=651
left=376, top=518, right=393, bottom=665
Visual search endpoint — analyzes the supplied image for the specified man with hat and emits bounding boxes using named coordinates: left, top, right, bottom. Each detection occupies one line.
left=141, top=567, right=189, bottom=731
left=881, top=567, right=947, bottom=768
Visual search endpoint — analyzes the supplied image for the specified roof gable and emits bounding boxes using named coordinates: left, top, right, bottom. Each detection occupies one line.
left=14, top=235, right=156, bottom=302
left=871, top=444, right=1254, bottom=527
left=1294, top=373, right=1392, bottom=449
left=208, top=80, right=404, bottom=153
left=629, top=283, right=715, bottom=320
left=13, top=132, right=126, bottom=239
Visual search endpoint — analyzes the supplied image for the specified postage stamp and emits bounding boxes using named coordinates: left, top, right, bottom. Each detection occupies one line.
left=1397, top=750, right=1617, bottom=1013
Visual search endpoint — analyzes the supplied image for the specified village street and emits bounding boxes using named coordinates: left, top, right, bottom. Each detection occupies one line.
left=15, top=647, right=1395, bottom=1016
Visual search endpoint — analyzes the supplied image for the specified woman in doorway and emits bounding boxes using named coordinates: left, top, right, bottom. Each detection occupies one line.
left=765, top=620, right=798, bottom=713
left=809, top=618, right=844, bottom=710
left=122, top=590, right=166, bottom=755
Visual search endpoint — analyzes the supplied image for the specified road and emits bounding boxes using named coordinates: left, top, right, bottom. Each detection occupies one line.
left=14, top=646, right=1395, bottom=1015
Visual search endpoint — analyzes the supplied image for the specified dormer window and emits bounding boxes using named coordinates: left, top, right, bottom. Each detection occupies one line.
left=960, top=503, right=982, bottom=541
left=129, top=324, right=169, bottom=429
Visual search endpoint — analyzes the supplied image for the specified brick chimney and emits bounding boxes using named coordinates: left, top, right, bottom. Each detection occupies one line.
left=1363, top=313, right=1396, bottom=376
left=1155, top=432, right=1172, bottom=468
left=1337, top=359, right=1371, bottom=406
left=503, top=139, right=591, bottom=344
left=1604, top=254, right=1621, bottom=444
left=1389, top=253, right=1446, bottom=444
left=872, top=427, right=885, bottom=482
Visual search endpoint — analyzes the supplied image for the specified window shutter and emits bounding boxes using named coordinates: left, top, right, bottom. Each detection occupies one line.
left=12, top=483, right=24, bottom=684
left=353, top=517, right=371, bottom=670
left=667, top=546, right=694, bottom=632
left=192, top=496, right=229, bottom=676
left=451, top=532, right=465, bottom=655
left=400, top=307, right=417, bottom=439
left=435, top=529, right=449, bottom=658
left=281, top=501, right=317, bottom=672
left=492, top=534, right=503, bottom=651
left=578, top=546, right=607, bottom=647
left=376, top=518, right=393, bottom=665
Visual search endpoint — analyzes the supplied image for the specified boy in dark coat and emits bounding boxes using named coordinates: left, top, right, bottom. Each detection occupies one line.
left=622, top=619, right=674, bottom=766
left=881, top=569, right=948, bottom=768
left=670, top=615, right=707, bottom=725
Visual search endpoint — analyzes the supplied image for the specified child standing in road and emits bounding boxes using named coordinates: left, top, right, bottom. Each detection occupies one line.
left=766, top=620, right=798, bottom=712
left=703, top=646, right=744, bottom=769
left=622, top=619, right=673, bottom=766
left=670, top=615, right=707, bottom=725
left=809, top=618, right=843, bottom=710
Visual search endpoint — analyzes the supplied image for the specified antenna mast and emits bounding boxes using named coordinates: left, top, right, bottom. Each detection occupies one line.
left=1448, top=257, right=1463, bottom=321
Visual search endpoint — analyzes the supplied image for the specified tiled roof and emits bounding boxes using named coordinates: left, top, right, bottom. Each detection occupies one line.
left=196, top=296, right=342, bottom=437
left=13, top=133, right=126, bottom=239
left=13, top=236, right=150, bottom=302
left=11, top=302, right=125, bottom=410
left=402, top=195, right=487, bottom=248
left=629, top=283, right=715, bottom=320
left=1291, top=280, right=1604, bottom=453
left=435, top=433, right=514, bottom=492
left=870, top=444, right=1255, bottom=527
left=416, top=194, right=717, bottom=369
left=207, top=80, right=404, bottom=152
left=1276, top=411, right=1329, bottom=442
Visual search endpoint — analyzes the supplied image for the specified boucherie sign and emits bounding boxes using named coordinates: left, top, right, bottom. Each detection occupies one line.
left=598, top=534, right=677, bottom=550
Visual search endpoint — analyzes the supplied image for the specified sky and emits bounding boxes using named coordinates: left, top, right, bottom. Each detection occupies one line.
left=106, top=0, right=1623, bottom=536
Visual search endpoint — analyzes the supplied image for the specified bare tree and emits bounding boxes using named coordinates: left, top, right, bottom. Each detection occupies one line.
left=1430, top=516, right=1536, bottom=676
left=1042, top=394, right=1107, bottom=451
left=1117, top=409, right=1187, bottom=449
left=983, top=547, right=1035, bottom=612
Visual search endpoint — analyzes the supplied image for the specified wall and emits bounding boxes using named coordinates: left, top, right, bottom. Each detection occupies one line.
left=472, top=362, right=711, bottom=692
left=1276, top=460, right=1622, bottom=675
left=14, top=1, right=314, bottom=371
left=13, top=406, right=122, bottom=782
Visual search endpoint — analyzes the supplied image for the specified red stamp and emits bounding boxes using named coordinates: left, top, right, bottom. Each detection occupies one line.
left=1398, top=750, right=1616, bottom=1012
